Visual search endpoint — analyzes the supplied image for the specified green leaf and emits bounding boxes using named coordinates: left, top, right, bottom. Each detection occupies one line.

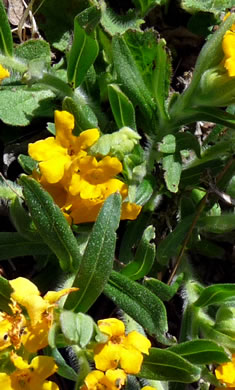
left=100, top=3, right=144, bottom=35
left=200, top=324, right=235, bottom=352
left=104, top=271, right=170, bottom=345
left=60, top=311, right=79, bottom=344
left=64, top=193, right=121, bottom=312
left=0, top=0, right=13, bottom=56
left=131, top=0, right=166, bottom=16
left=180, top=159, right=225, bottom=187
left=181, top=0, right=233, bottom=15
left=19, top=175, right=81, bottom=271
left=159, top=135, right=176, bottom=154
left=0, top=232, right=50, bottom=260
left=152, top=39, right=171, bottom=120
left=112, top=35, right=155, bottom=126
left=168, top=339, right=230, bottom=364
left=108, top=84, right=136, bottom=130
left=162, top=154, right=182, bottom=193
left=18, top=154, right=38, bottom=175
left=63, top=95, right=98, bottom=135
left=198, top=214, right=235, bottom=234
left=14, top=39, right=51, bottom=66
left=0, top=86, right=55, bottom=126
left=77, top=313, right=94, bottom=348
left=139, top=348, right=201, bottom=382
left=9, top=197, right=40, bottom=241
left=120, top=225, right=155, bottom=280
left=156, top=214, right=195, bottom=265
left=50, top=348, right=77, bottom=381
left=194, top=284, right=235, bottom=307
left=67, top=9, right=100, bottom=88
left=144, top=274, right=184, bottom=301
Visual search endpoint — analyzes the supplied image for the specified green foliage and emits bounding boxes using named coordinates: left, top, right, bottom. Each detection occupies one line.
left=0, top=0, right=13, bottom=56
left=181, top=0, right=233, bottom=15
left=19, top=175, right=82, bottom=271
left=64, top=193, right=121, bottom=312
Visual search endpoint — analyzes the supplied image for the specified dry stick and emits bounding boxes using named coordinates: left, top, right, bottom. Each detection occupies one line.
left=167, top=156, right=235, bottom=285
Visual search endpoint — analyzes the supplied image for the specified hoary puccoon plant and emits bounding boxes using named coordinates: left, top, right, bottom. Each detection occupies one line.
left=0, top=0, right=235, bottom=389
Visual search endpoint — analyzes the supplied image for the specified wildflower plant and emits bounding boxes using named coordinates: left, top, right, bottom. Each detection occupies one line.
left=0, top=1, right=235, bottom=390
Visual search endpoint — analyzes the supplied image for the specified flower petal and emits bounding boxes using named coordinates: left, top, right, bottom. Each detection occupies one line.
left=98, top=318, right=125, bottom=337
left=125, top=330, right=151, bottom=354
left=0, top=64, right=10, bottom=82
left=28, top=137, right=65, bottom=162
left=39, top=154, right=71, bottom=183
left=121, top=202, right=142, bottom=220
left=119, top=346, right=143, bottom=374
left=0, top=373, right=12, bottom=390
left=54, top=110, right=75, bottom=149
left=44, top=287, right=79, bottom=304
left=94, top=343, right=121, bottom=371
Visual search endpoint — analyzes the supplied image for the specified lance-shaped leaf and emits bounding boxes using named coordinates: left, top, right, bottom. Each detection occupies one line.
left=194, top=284, right=235, bottom=308
left=19, top=175, right=81, bottom=271
left=120, top=225, right=155, bottom=280
left=64, top=193, right=121, bottom=313
left=67, top=7, right=100, bottom=88
left=10, top=197, right=40, bottom=241
left=108, top=84, right=136, bottom=130
left=0, top=0, right=13, bottom=56
left=139, top=348, right=201, bottom=382
left=50, top=348, right=77, bottom=381
left=144, top=274, right=184, bottom=301
left=104, top=271, right=170, bottom=345
left=0, top=232, right=50, bottom=260
left=168, top=339, right=230, bottom=364
left=198, top=214, right=235, bottom=234
left=152, top=39, right=171, bottom=120
left=112, top=35, right=155, bottom=125
left=200, top=324, right=235, bottom=353
left=156, top=214, right=195, bottom=266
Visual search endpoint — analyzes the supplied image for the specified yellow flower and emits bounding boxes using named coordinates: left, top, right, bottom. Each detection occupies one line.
left=222, top=29, right=235, bottom=77
left=0, top=64, right=10, bottom=82
left=81, top=369, right=126, bottom=390
left=141, top=387, right=157, bottom=390
left=8, top=277, right=78, bottom=352
left=0, top=353, right=59, bottom=390
left=215, top=355, right=235, bottom=388
left=28, top=110, right=99, bottom=184
left=94, top=318, right=151, bottom=375
left=0, top=303, right=26, bottom=351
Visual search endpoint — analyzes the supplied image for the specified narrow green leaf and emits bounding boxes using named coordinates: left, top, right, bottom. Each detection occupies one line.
left=19, top=175, right=81, bottom=271
left=104, top=271, right=170, bottom=345
left=108, top=84, right=136, bottom=130
left=139, top=348, right=201, bottom=382
left=67, top=10, right=100, bottom=88
left=144, top=274, right=184, bottom=301
left=120, top=225, right=155, bottom=280
left=51, top=348, right=77, bottom=381
left=168, top=339, right=230, bottom=364
left=195, top=284, right=235, bottom=307
left=156, top=214, right=195, bottom=265
left=181, top=0, right=233, bottom=15
left=153, top=39, right=171, bottom=120
left=112, top=35, right=155, bottom=125
left=198, top=214, right=235, bottom=234
left=64, top=193, right=121, bottom=312
left=0, top=0, right=13, bottom=56
left=200, top=324, right=235, bottom=353
left=0, top=276, right=13, bottom=314
left=0, top=232, right=50, bottom=260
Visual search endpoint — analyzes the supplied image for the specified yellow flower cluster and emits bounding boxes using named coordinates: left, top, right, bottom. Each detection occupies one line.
left=0, top=277, right=77, bottom=389
left=222, top=13, right=235, bottom=77
left=82, top=318, right=152, bottom=390
left=0, top=64, right=10, bottom=82
left=215, top=355, right=235, bottom=389
left=28, top=111, right=142, bottom=224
